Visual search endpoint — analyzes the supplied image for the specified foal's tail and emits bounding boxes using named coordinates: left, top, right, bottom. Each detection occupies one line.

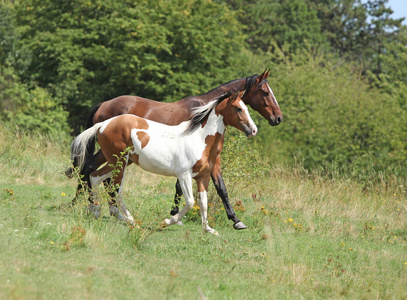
left=68, top=122, right=104, bottom=177
left=65, top=103, right=101, bottom=178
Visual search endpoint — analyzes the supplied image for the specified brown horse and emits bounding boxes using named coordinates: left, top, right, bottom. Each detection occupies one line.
left=71, top=91, right=257, bottom=235
left=68, top=70, right=282, bottom=230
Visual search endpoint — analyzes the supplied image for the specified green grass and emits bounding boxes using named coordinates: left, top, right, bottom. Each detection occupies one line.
left=0, top=127, right=406, bottom=299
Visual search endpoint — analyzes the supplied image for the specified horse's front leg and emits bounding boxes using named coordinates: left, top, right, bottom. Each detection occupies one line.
left=164, top=173, right=193, bottom=226
left=211, top=156, right=247, bottom=230
left=197, top=176, right=218, bottom=236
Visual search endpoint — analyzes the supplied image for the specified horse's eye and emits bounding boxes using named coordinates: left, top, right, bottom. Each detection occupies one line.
left=263, top=91, right=269, bottom=96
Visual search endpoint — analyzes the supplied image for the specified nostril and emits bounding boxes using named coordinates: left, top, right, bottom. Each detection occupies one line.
left=276, top=116, right=282, bottom=124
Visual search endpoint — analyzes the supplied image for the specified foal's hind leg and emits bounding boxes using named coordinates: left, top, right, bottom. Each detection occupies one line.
left=107, top=161, right=135, bottom=226
left=88, top=164, right=113, bottom=219
left=89, top=163, right=135, bottom=226
left=71, top=150, right=107, bottom=206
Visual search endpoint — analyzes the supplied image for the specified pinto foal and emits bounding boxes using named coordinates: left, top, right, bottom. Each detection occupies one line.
left=71, top=90, right=257, bottom=235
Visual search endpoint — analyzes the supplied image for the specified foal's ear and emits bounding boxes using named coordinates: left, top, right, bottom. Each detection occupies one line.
left=238, top=90, right=246, bottom=99
left=227, top=90, right=240, bottom=104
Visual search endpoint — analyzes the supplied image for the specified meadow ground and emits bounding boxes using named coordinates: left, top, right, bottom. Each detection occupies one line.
left=0, top=127, right=406, bottom=299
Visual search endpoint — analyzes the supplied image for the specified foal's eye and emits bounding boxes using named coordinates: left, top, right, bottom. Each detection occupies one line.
left=236, top=107, right=242, bottom=112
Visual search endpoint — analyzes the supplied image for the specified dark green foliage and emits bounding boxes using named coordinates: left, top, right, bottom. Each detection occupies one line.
left=13, top=0, right=248, bottom=131
left=222, top=0, right=328, bottom=53
left=253, top=48, right=407, bottom=176
left=364, top=0, right=405, bottom=75
left=0, top=65, right=70, bottom=135
left=307, top=0, right=369, bottom=57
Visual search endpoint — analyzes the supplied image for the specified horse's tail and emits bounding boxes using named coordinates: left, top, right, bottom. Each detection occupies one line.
left=68, top=122, right=104, bottom=177
left=65, top=103, right=102, bottom=178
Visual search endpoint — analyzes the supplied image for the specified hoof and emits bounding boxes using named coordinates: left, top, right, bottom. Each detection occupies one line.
left=205, top=228, right=219, bottom=236
left=176, top=221, right=184, bottom=226
left=110, top=206, right=135, bottom=226
left=88, top=203, right=101, bottom=219
left=163, top=219, right=171, bottom=226
left=233, top=221, right=247, bottom=230
left=170, top=207, right=179, bottom=216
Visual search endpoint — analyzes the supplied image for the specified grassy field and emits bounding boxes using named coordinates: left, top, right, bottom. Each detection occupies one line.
left=0, top=127, right=406, bottom=299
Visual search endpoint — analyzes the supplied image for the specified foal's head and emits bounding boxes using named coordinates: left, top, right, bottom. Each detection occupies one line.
left=217, top=90, right=257, bottom=137
left=243, top=69, right=282, bottom=126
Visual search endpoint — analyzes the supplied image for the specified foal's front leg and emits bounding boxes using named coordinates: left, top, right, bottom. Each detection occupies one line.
left=198, top=190, right=219, bottom=236
left=164, top=173, right=194, bottom=226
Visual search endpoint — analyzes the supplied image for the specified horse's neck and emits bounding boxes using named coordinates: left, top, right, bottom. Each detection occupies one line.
left=182, top=78, right=246, bottom=105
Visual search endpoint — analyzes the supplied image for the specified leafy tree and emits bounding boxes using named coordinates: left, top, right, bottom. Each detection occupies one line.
left=252, top=48, right=407, bottom=176
left=307, top=0, right=405, bottom=76
left=0, top=65, right=70, bottom=135
left=364, top=0, right=405, bottom=75
left=0, top=3, right=17, bottom=66
left=220, top=0, right=328, bottom=53
left=306, top=0, right=369, bottom=58
left=14, top=0, right=248, bottom=131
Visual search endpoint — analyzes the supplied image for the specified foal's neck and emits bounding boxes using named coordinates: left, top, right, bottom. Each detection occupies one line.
left=196, top=106, right=226, bottom=138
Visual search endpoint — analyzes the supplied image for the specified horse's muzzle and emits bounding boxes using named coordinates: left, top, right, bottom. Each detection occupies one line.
left=269, top=115, right=282, bottom=126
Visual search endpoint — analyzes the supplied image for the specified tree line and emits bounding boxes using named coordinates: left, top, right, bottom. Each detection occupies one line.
left=0, top=0, right=406, bottom=176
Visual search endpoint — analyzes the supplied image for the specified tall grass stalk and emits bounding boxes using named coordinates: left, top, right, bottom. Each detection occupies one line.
left=0, top=124, right=405, bottom=299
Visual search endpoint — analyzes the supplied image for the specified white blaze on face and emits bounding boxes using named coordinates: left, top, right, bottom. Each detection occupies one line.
left=239, top=100, right=257, bottom=136
left=266, top=82, right=279, bottom=106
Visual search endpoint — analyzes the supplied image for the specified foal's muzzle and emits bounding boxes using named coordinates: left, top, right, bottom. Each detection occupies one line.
left=243, top=124, right=257, bottom=138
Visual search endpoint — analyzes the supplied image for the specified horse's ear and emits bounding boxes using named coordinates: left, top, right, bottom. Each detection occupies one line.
left=265, top=69, right=270, bottom=79
left=256, top=69, right=267, bottom=84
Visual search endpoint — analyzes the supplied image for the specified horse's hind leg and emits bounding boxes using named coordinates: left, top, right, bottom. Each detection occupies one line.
left=170, top=179, right=182, bottom=216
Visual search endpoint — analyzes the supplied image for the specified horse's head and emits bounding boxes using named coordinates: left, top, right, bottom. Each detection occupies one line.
left=221, top=90, right=257, bottom=137
left=243, top=70, right=282, bottom=126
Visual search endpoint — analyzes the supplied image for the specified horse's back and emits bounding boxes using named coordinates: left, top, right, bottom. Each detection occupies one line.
left=93, top=95, right=196, bottom=126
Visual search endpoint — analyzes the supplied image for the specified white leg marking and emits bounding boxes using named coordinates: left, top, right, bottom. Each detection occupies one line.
left=88, top=171, right=112, bottom=219
left=164, top=172, right=194, bottom=226
left=198, top=191, right=218, bottom=236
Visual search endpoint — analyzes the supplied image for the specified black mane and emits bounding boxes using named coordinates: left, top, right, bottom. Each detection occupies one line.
left=184, top=91, right=233, bottom=135
left=201, top=74, right=260, bottom=96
